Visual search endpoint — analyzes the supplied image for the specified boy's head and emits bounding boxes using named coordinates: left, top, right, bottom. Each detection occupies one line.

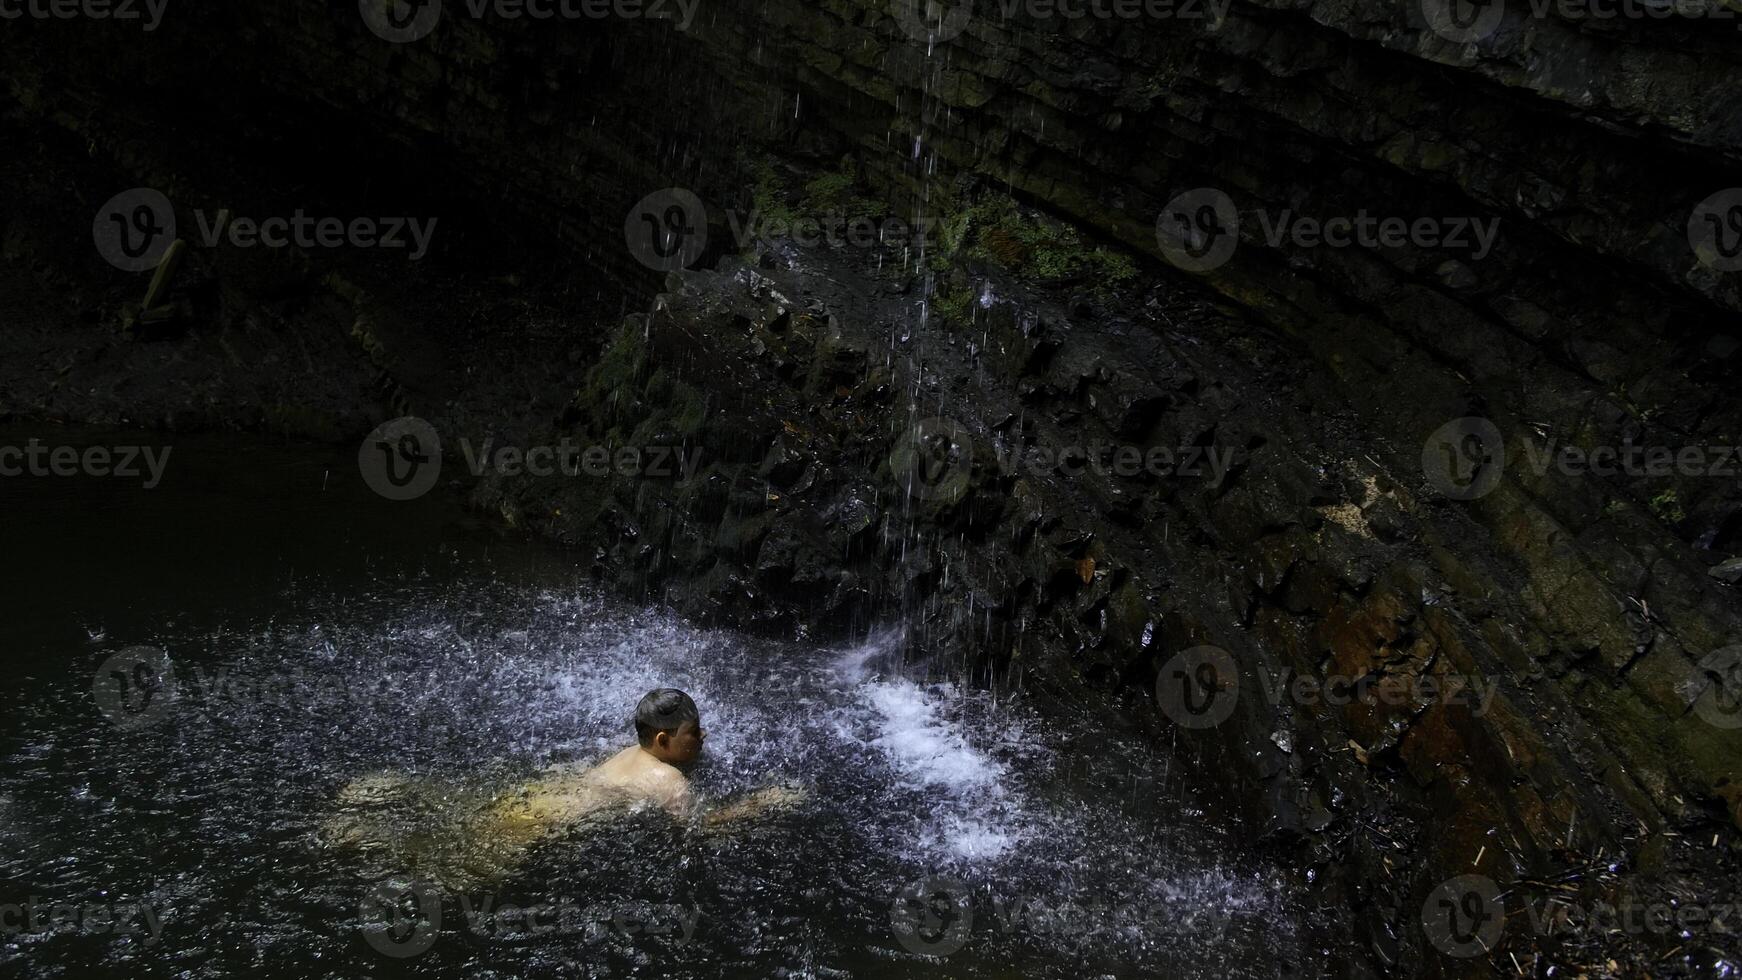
left=634, top=688, right=704, bottom=765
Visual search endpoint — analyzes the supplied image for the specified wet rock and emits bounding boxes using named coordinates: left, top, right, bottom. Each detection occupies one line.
left=758, top=435, right=809, bottom=488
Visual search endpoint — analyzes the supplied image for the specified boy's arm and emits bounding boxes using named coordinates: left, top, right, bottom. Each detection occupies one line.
left=700, top=785, right=807, bottom=828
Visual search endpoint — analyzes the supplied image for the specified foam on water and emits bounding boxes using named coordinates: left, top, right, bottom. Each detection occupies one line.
left=3, top=579, right=1298, bottom=977
left=858, top=680, right=1006, bottom=796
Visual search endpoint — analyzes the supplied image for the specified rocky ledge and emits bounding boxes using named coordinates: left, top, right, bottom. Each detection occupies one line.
left=473, top=216, right=1742, bottom=972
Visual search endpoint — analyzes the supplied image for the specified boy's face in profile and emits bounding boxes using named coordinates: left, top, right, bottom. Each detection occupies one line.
left=647, top=719, right=705, bottom=767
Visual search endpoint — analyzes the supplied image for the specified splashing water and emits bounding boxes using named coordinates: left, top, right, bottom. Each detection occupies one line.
left=3, top=573, right=1296, bottom=978
left=0, top=436, right=1299, bottom=977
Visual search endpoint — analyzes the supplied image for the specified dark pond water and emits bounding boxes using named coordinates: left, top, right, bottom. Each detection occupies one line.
left=0, top=429, right=1307, bottom=978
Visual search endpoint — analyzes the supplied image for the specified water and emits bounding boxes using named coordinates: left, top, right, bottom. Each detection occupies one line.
left=0, top=431, right=1301, bottom=978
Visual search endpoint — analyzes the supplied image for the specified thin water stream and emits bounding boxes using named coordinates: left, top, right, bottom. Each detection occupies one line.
left=1, top=431, right=1304, bottom=978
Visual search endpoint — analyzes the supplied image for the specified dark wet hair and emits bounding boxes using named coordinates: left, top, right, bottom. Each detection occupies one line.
left=634, top=688, right=699, bottom=746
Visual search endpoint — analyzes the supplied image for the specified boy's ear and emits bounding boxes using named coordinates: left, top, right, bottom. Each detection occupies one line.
left=653, top=729, right=670, bottom=749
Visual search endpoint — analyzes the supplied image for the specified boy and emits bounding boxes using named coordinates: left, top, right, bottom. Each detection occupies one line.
left=328, top=688, right=801, bottom=888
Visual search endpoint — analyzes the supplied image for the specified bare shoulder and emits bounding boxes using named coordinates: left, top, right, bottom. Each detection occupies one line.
left=639, top=761, right=693, bottom=815
left=641, top=759, right=689, bottom=793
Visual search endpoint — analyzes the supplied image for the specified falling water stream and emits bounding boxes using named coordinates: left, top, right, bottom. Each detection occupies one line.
left=0, top=433, right=1305, bottom=978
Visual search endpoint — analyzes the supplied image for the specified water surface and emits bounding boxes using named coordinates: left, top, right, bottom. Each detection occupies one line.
left=0, top=431, right=1300, bottom=978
